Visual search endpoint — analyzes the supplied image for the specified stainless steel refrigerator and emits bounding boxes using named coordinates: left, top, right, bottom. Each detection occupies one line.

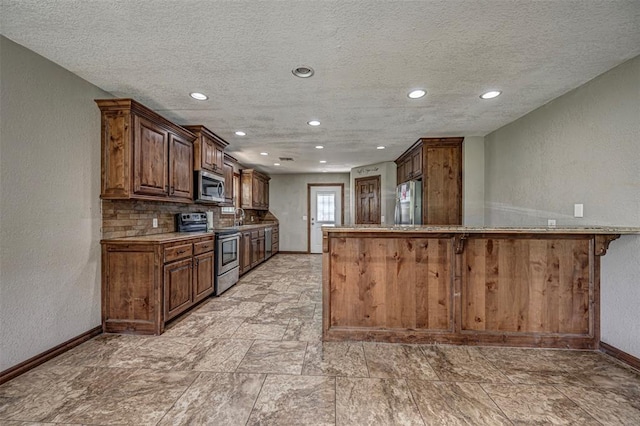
left=394, top=180, right=423, bottom=225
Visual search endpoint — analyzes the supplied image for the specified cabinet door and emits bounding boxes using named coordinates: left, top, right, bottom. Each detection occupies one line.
left=252, top=176, right=261, bottom=208
left=201, top=136, right=217, bottom=173
left=133, top=116, right=169, bottom=196
left=257, top=237, right=265, bottom=263
left=263, top=179, right=269, bottom=209
left=193, top=252, right=214, bottom=302
left=223, top=161, right=234, bottom=204
left=411, top=146, right=423, bottom=178
left=164, top=258, right=193, bottom=320
left=425, top=146, right=462, bottom=225
left=169, top=132, right=193, bottom=200
left=214, top=145, right=225, bottom=172
left=241, top=231, right=252, bottom=273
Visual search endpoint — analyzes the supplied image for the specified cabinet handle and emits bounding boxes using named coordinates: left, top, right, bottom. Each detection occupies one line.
left=170, top=186, right=175, bottom=194
left=176, top=250, right=186, bottom=255
left=195, top=259, right=199, bottom=266
left=165, top=185, right=169, bottom=192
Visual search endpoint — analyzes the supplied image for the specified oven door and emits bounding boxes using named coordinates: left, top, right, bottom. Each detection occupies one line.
left=217, top=233, right=240, bottom=275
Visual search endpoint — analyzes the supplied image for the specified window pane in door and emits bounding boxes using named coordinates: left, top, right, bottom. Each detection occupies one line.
left=317, top=193, right=335, bottom=222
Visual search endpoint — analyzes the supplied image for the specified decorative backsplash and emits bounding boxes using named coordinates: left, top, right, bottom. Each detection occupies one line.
left=101, top=200, right=269, bottom=239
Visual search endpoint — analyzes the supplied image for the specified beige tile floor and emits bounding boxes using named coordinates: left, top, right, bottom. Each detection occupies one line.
left=1, top=254, right=639, bottom=425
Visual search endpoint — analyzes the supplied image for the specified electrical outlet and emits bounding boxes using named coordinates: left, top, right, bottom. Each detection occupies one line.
left=152, top=218, right=158, bottom=228
left=547, top=219, right=556, bottom=227
left=574, top=204, right=584, bottom=218
left=303, top=215, right=307, bottom=221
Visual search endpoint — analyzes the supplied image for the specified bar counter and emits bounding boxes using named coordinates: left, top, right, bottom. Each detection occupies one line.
left=322, top=226, right=639, bottom=349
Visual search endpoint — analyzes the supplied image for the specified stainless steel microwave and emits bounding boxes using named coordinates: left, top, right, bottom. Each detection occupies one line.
left=195, top=170, right=225, bottom=203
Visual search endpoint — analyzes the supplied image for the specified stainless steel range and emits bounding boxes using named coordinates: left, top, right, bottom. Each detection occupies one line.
left=176, top=213, right=240, bottom=296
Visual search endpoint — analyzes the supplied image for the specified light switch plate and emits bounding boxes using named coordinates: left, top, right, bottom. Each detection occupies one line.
left=303, top=215, right=307, bottom=221
left=574, top=204, right=584, bottom=218
left=152, top=218, right=158, bottom=228
left=548, top=219, right=556, bottom=227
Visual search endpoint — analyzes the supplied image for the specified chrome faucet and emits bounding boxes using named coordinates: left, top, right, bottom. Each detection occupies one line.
left=234, top=208, right=245, bottom=226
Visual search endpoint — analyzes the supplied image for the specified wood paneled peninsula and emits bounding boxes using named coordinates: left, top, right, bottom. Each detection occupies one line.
left=322, top=226, right=639, bottom=349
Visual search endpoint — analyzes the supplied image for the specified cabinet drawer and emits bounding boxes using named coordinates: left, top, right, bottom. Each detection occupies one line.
left=272, top=231, right=279, bottom=243
left=251, top=230, right=259, bottom=239
left=193, top=239, right=214, bottom=255
left=164, top=243, right=193, bottom=263
left=258, top=229, right=265, bottom=237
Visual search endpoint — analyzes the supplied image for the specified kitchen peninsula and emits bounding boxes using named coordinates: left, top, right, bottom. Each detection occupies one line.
left=322, top=226, right=640, bottom=349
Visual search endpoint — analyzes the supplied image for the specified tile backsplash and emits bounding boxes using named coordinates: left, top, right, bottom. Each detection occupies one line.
left=101, top=200, right=268, bottom=239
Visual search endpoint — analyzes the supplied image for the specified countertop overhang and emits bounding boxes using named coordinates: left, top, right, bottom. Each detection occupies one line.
left=322, top=225, right=640, bottom=235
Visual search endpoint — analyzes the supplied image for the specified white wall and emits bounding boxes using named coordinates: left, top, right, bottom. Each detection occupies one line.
left=462, top=136, right=485, bottom=226
left=0, top=37, right=111, bottom=371
left=484, top=56, right=640, bottom=357
left=350, top=161, right=396, bottom=225
left=269, top=173, right=351, bottom=252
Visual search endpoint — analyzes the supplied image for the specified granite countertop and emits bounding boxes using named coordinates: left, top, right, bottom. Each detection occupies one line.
left=101, top=222, right=279, bottom=243
left=324, top=225, right=640, bottom=235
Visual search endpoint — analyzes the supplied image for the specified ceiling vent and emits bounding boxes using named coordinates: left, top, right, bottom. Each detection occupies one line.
left=279, top=157, right=294, bottom=161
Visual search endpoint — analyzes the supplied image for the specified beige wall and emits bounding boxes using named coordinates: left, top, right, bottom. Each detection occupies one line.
left=269, top=173, right=351, bottom=252
left=0, top=37, right=111, bottom=371
left=462, top=136, right=485, bottom=226
left=484, top=56, right=640, bottom=357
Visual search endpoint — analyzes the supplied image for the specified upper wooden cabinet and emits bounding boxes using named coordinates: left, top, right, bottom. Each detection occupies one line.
left=96, top=99, right=195, bottom=203
left=222, top=154, right=237, bottom=206
left=241, top=169, right=270, bottom=210
left=183, top=125, right=228, bottom=176
left=395, top=137, right=463, bottom=225
left=396, top=144, right=422, bottom=184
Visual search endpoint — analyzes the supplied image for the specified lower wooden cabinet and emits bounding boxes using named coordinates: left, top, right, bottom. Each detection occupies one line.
left=239, top=224, right=278, bottom=276
left=101, top=234, right=215, bottom=335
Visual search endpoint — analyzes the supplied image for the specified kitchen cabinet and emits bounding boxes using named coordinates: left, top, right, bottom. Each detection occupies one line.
left=222, top=154, right=236, bottom=206
left=184, top=125, right=228, bottom=176
left=272, top=226, right=279, bottom=255
left=396, top=144, right=422, bottom=184
left=251, top=228, right=266, bottom=268
left=96, top=98, right=195, bottom=203
left=395, top=137, right=463, bottom=225
left=240, top=230, right=252, bottom=275
left=101, top=234, right=215, bottom=335
left=238, top=224, right=278, bottom=276
left=241, top=169, right=270, bottom=210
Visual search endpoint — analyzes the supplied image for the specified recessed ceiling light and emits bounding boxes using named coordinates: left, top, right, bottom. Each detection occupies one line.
left=292, top=66, right=314, bottom=78
left=322, top=170, right=327, bottom=173
left=235, top=131, right=246, bottom=136
left=274, top=163, right=280, bottom=166
left=308, top=120, right=321, bottom=126
left=377, top=146, right=386, bottom=150
left=319, top=160, right=327, bottom=163
left=480, top=90, right=502, bottom=99
left=408, top=89, right=426, bottom=99
left=260, top=152, right=268, bottom=156
left=315, top=145, right=324, bottom=149
left=189, top=92, right=208, bottom=101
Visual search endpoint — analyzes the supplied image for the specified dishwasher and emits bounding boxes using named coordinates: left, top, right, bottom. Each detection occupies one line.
left=264, top=227, right=273, bottom=258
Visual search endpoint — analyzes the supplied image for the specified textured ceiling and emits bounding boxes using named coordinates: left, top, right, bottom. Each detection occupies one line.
left=2, top=1, right=639, bottom=173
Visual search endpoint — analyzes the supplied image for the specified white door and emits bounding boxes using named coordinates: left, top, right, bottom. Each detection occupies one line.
left=310, top=186, right=342, bottom=253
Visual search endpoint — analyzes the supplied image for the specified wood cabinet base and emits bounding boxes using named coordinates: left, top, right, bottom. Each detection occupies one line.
left=323, top=231, right=619, bottom=350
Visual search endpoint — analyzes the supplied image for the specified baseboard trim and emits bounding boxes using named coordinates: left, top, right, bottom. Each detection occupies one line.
left=600, top=341, right=640, bottom=371
left=0, top=325, right=102, bottom=385
left=278, top=250, right=313, bottom=254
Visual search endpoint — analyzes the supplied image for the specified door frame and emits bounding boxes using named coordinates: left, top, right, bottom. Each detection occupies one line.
left=354, top=175, right=381, bottom=224
left=307, top=183, right=345, bottom=253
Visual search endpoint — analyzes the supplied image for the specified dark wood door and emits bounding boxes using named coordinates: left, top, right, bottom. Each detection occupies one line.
left=213, top=144, right=224, bottom=172
left=193, top=252, right=214, bottom=302
left=355, top=176, right=381, bottom=224
left=133, top=116, right=168, bottom=196
left=168, top=132, right=193, bottom=200
left=201, top=135, right=216, bottom=173
left=425, top=145, right=462, bottom=224
left=164, top=258, right=193, bottom=320
left=223, top=161, right=234, bottom=204
left=240, top=231, right=252, bottom=274
left=411, top=146, right=423, bottom=179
